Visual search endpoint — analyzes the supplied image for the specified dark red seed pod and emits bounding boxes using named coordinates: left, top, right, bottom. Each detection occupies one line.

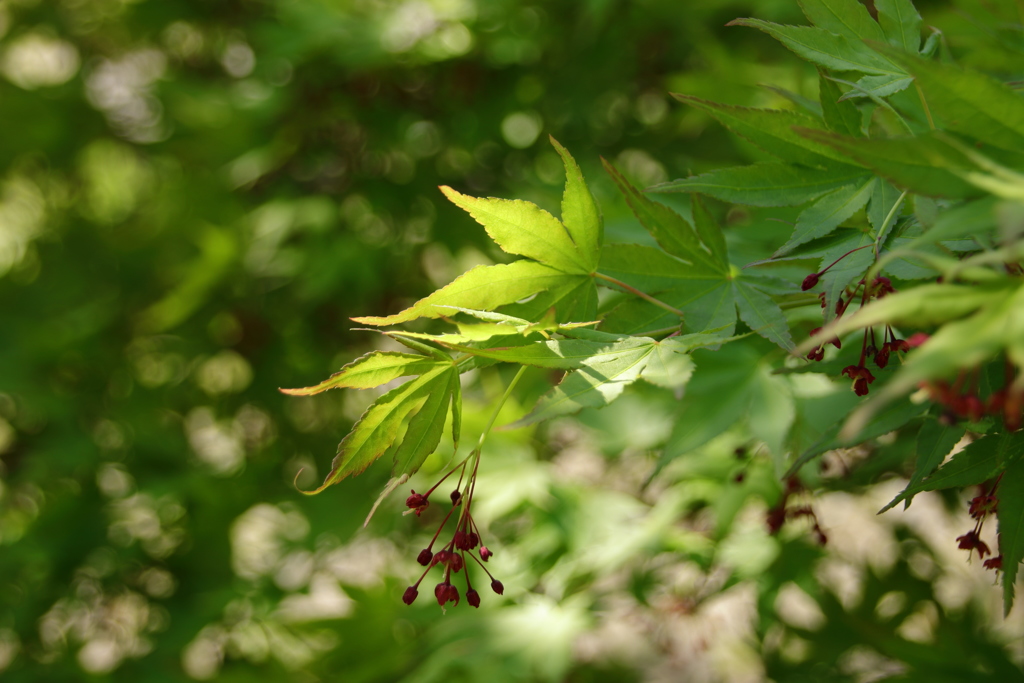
left=446, top=584, right=460, bottom=606
left=435, top=582, right=448, bottom=606
left=403, top=586, right=418, bottom=605
left=490, top=579, right=504, bottom=595
left=417, top=548, right=433, bottom=566
left=454, top=530, right=470, bottom=550
left=450, top=490, right=462, bottom=505
left=467, top=532, right=480, bottom=549
left=431, top=549, right=451, bottom=567
left=450, top=553, right=464, bottom=573
left=467, top=589, right=481, bottom=608
left=801, top=273, right=820, bottom=291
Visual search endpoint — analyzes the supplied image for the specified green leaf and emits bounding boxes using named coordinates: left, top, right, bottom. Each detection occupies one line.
left=733, top=279, right=795, bottom=350
left=691, top=195, right=729, bottom=268
left=440, top=186, right=588, bottom=273
left=391, top=369, right=456, bottom=476
left=881, top=48, right=1024, bottom=151
left=904, top=420, right=966, bottom=506
left=550, top=136, right=602, bottom=271
left=798, top=0, right=885, bottom=43
left=279, top=352, right=444, bottom=395
left=672, top=94, right=854, bottom=166
left=868, top=178, right=904, bottom=236
left=442, top=334, right=657, bottom=370
left=820, top=71, right=862, bottom=136
left=749, top=368, right=796, bottom=473
left=775, top=178, right=876, bottom=255
left=875, top=0, right=922, bottom=52
left=305, top=366, right=453, bottom=493
left=649, top=162, right=870, bottom=207
left=787, top=397, right=927, bottom=477
left=997, top=453, right=1024, bottom=613
left=842, top=74, right=914, bottom=100
left=880, top=431, right=1024, bottom=512
left=641, top=341, right=697, bottom=389
left=794, top=128, right=984, bottom=198
left=603, top=159, right=725, bottom=274
left=352, top=261, right=581, bottom=326
left=727, top=19, right=903, bottom=76
left=658, top=344, right=762, bottom=467
left=505, top=337, right=697, bottom=426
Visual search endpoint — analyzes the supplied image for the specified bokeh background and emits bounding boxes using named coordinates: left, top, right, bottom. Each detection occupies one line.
left=1, top=0, right=1022, bottom=681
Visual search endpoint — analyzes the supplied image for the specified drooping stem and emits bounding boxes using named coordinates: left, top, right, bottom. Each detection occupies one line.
left=475, top=365, right=528, bottom=454
left=593, top=271, right=686, bottom=319
left=457, top=366, right=528, bottom=528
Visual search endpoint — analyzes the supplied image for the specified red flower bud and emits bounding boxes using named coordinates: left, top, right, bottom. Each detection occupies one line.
left=454, top=530, right=470, bottom=550
left=984, top=555, right=1003, bottom=571
left=490, top=579, right=504, bottom=595
left=801, top=273, right=820, bottom=291
left=431, top=549, right=451, bottom=567
left=450, top=490, right=462, bottom=505
left=467, top=589, right=481, bottom=607
left=479, top=546, right=493, bottom=561
left=434, top=582, right=448, bottom=605
left=450, top=553, right=464, bottom=573
left=467, top=532, right=480, bottom=549
left=853, top=377, right=870, bottom=396
left=405, top=490, right=429, bottom=514
left=417, top=548, right=433, bottom=566
left=403, top=586, right=418, bottom=605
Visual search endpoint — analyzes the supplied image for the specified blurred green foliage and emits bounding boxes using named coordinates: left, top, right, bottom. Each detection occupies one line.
left=0, top=0, right=1022, bottom=681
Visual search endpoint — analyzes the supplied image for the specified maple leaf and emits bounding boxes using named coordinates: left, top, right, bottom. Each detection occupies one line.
left=352, top=137, right=603, bottom=326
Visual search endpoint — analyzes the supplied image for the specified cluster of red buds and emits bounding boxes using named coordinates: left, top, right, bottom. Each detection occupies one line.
left=956, top=477, right=1002, bottom=571
left=766, top=477, right=827, bottom=545
left=401, top=461, right=503, bottom=609
left=803, top=255, right=918, bottom=396
left=920, top=359, right=1024, bottom=431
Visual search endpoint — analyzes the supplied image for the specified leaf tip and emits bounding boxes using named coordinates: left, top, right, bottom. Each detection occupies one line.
left=293, top=467, right=331, bottom=496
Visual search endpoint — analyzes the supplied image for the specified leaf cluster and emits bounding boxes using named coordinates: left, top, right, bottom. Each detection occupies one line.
left=286, top=0, right=1024, bottom=613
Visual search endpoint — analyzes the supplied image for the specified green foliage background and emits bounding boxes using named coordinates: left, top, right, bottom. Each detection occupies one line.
left=1, top=0, right=1022, bottom=681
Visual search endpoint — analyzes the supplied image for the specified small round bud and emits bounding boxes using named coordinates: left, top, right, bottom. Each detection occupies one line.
left=479, top=546, right=493, bottom=561
left=454, top=530, right=470, bottom=550
left=467, top=532, right=480, bottom=549
left=403, top=586, right=418, bottom=605
left=467, top=589, right=481, bottom=608
left=417, top=548, right=433, bottom=566
left=450, top=490, right=462, bottom=505
left=450, top=553, right=464, bottom=573
left=490, top=579, right=504, bottom=595
left=801, top=273, right=820, bottom=291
